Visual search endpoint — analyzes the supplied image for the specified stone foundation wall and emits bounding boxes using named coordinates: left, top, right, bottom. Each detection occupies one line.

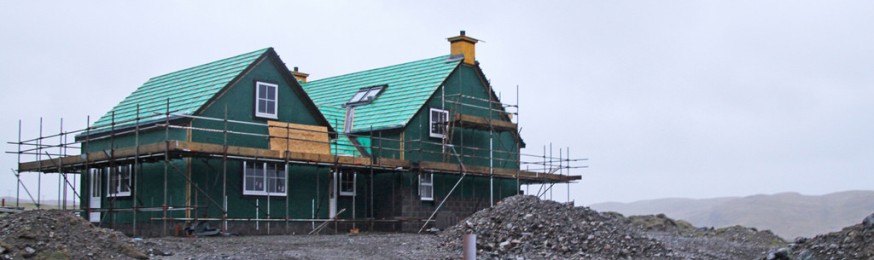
left=396, top=185, right=490, bottom=232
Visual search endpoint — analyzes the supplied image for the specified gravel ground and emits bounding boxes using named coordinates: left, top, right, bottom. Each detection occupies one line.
left=139, top=233, right=455, bottom=260
left=8, top=202, right=870, bottom=259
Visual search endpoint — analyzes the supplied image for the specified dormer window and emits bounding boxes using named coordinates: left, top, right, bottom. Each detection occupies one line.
left=345, top=84, right=386, bottom=107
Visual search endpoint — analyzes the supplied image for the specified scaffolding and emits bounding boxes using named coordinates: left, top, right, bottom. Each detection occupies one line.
left=8, top=91, right=584, bottom=236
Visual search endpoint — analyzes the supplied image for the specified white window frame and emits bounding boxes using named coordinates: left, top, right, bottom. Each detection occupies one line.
left=429, top=108, right=449, bottom=138
left=255, top=81, right=279, bottom=119
left=107, top=165, right=132, bottom=197
left=419, top=172, right=434, bottom=201
left=243, top=161, right=287, bottom=196
left=339, top=170, right=356, bottom=196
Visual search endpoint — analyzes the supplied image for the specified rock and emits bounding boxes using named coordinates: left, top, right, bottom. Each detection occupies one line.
left=765, top=247, right=790, bottom=260
left=794, top=237, right=808, bottom=244
left=23, top=247, right=35, bottom=256
left=863, top=212, right=874, bottom=230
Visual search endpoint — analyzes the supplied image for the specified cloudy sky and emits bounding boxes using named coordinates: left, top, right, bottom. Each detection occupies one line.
left=1, top=1, right=871, bottom=205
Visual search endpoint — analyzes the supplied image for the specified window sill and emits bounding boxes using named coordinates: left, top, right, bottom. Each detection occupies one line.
left=243, top=191, right=286, bottom=197
left=255, top=113, right=278, bottom=120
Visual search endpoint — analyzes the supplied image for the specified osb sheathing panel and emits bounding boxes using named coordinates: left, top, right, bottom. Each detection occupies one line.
left=267, top=121, right=330, bottom=155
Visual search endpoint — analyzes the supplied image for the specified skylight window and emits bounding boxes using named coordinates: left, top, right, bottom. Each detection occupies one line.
left=346, top=84, right=386, bottom=106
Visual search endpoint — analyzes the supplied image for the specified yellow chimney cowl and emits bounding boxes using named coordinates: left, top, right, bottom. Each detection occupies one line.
left=291, top=66, right=309, bottom=83
left=448, top=30, right=479, bottom=65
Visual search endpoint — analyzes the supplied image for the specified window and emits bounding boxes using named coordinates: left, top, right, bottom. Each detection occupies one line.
left=419, top=172, right=434, bottom=201
left=339, top=170, right=356, bottom=196
left=243, top=161, right=286, bottom=196
left=255, top=82, right=279, bottom=119
left=343, top=107, right=354, bottom=133
left=429, top=108, right=449, bottom=138
left=108, top=165, right=132, bottom=197
left=345, top=85, right=386, bottom=106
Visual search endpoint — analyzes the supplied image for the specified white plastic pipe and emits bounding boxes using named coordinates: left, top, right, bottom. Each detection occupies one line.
left=463, top=233, right=476, bottom=260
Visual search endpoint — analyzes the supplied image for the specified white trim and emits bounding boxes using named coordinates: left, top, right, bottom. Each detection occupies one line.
left=419, top=172, right=434, bottom=201
left=243, top=161, right=287, bottom=196
left=429, top=108, right=449, bottom=138
left=339, top=170, right=356, bottom=196
left=89, top=168, right=101, bottom=222
left=107, top=165, right=132, bottom=197
left=255, top=82, right=279, bottom=119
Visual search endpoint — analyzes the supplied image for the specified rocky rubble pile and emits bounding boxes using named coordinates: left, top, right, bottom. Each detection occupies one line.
left=0, top=210, right=147, bottom=259
left=772, top=212, right=874, bottom=260
left=439, top=195, right=671, bottom=259
left=623, top=214, right=698, bottom=235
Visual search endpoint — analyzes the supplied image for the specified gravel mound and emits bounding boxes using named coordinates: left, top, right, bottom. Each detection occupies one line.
left=0, top=210, right=147, bottom=259
left=624, top=214, right=698, bottom=235
left=439, top=195, right=671, bottom=259
left=776, top=211, right=874, bottom=260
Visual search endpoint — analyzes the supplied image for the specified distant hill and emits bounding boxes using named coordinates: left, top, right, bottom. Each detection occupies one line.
left=589, top=190, right=874, bottom=239
left=1, top=196, right=76, bottom=209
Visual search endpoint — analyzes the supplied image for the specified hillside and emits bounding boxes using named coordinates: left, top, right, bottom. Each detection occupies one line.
left=590, top=190, right=874, bottom=239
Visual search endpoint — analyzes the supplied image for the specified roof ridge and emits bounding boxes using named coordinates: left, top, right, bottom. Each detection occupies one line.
left=146, top=48, right=270, bottom=82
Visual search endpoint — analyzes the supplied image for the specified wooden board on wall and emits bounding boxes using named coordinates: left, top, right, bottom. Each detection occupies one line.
left=267, top=121, right=331, bottom=155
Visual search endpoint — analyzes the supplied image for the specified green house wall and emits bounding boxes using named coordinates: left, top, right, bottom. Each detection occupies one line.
left=367, top=64, right=522, bottom=222
left=80, top=53, right=336, bottom=228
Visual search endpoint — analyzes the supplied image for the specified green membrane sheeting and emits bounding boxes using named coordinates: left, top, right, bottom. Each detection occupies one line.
left=302, top=55, right=461, bottom=133
left=92, top=48, right=269, bottom=128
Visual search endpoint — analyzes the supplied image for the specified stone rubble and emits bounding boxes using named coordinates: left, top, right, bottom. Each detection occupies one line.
left=439, top=195, right=672, bottom=259
left=767, top=211, right=874, bottom=260
left=0, top=210, right=147, bottom=259
left=440, top=195, right=791, bottom=259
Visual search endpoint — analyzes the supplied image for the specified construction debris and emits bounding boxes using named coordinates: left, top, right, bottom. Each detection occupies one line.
left=0, top=210, right=147, bottom=259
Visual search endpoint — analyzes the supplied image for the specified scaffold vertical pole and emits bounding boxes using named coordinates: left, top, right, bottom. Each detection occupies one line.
left=567, top=147, right=570, bottom=203
left=133, top=104, right=140, bottom=236
left=16, top=120, right=21, bottom=208
left=84, top=116, right=90, bottom=219
left=370, top=125, right=374, bottom=230
left=515, top=85, right=522, bottom=195
left=222, top=104, right=228, bottom=231
left=489, top=137, right=493, bottom=207
left=285, top=118, right=290, bottom=233
left=59, top=118, right=64, bottom=210
left=549, top=142, right=553, bottom=200
left=109, top=111, right=116, bottom=228
left=37, top=117, right=43, bottom=209
left=163, top=98, right=169, bottom=236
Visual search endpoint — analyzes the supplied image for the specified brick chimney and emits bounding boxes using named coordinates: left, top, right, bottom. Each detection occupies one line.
left=291, top=66, right=309, bottom=83
left=448, top=30, right=479, bottom=65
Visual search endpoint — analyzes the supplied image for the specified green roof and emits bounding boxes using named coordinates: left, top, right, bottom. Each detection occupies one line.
left=302, top=55, right=461, bottom=133
left=92, top=48, right=269, bottom=128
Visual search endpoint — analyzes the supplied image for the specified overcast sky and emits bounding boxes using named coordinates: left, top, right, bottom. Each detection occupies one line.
left=1, top=1, right=872, bottom=205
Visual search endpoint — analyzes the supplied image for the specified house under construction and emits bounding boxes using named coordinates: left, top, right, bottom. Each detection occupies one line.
left=9, top=32, right=583, bottom=237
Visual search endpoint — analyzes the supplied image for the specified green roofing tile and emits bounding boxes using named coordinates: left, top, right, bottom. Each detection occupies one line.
left=302, top=55, right=461, bottom=133
left=92, top=48, right=269, bottom=128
